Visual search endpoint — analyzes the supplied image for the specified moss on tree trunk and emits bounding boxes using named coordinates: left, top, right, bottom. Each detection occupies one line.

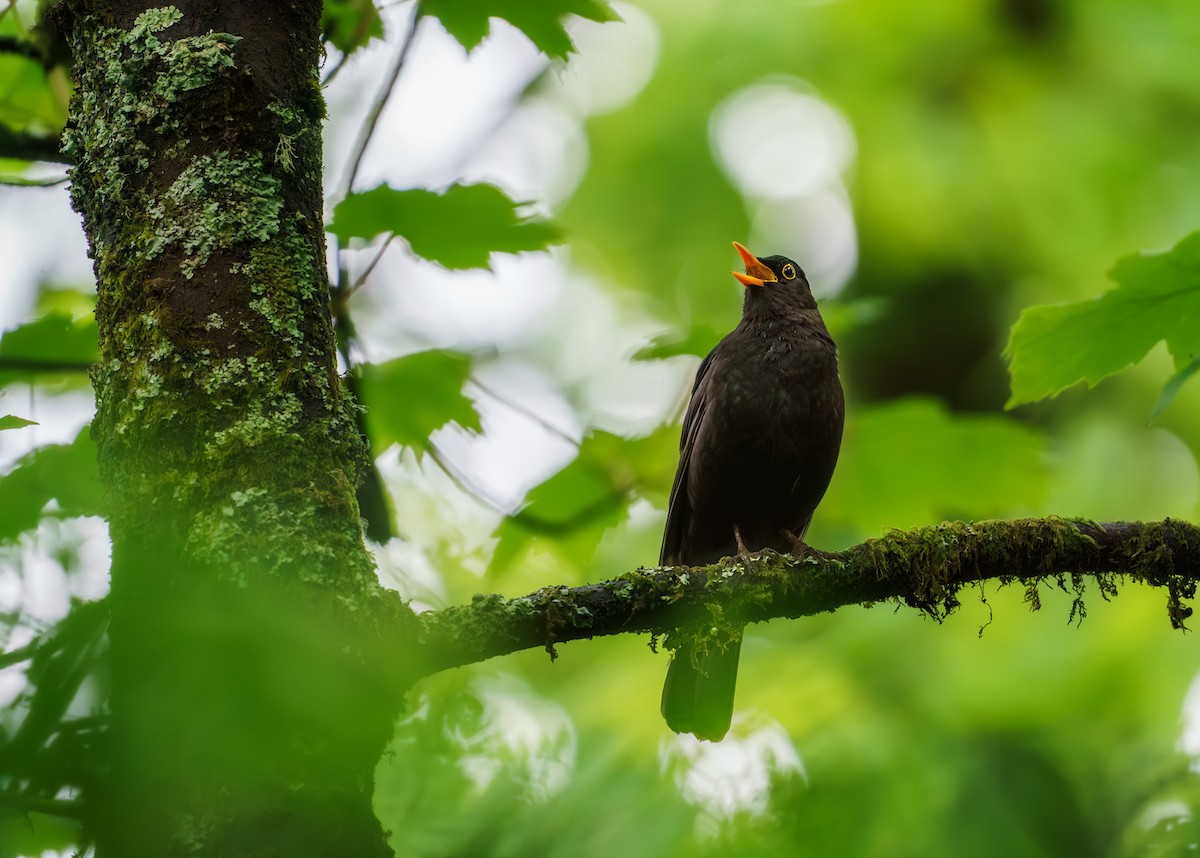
left=50, top=1, right=415, bottom=854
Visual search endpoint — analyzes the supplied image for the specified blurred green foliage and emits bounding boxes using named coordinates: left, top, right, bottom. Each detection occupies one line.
left=488, top=425, right=676, bottom=576
left=368, top=0, right=1200, bottom=854
left=0, top=10, right=65, bottom=136
left=819, top=396, right=1047, bottom=538
left=3, top=0, right=1200, bottom=855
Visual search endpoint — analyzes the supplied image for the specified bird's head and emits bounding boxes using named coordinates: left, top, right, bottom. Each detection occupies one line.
left=731, top=241, right=817, bottom=311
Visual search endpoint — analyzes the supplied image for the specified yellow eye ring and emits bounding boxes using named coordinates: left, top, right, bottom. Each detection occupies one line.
left=781, top=263, right=797, bottom=280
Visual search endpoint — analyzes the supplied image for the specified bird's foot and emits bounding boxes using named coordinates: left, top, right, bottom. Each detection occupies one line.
left=732, top=524, right=772, bottom=567
left=729, top=525, right=795, bottom=568
left=734, top=524, right=754, bottom=566
left=781, top=529, right=834, bottom=562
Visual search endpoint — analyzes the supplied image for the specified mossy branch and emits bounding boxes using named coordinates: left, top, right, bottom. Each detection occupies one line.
left=0, top=35, right=44, bottom=63
left=414, top=517, right=1200, bottom=676
left=0, top=123, right=69, bottom=164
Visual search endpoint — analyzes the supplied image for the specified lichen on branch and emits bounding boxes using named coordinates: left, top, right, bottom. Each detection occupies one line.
left=414, top=518, right=1200, bottom=676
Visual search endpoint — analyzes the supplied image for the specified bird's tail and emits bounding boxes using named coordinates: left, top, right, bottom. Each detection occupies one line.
left=660, top=634, right=742, bottom=742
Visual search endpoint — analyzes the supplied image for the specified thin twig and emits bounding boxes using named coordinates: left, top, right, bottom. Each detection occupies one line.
left=329, top=2, right=419, bottom=321
left=441, top=66, right=549, bottom=180
left=350, top=234, right=395, bottom=293
left=321, top=51, right=351, bottom=87
left=430, top=437, right=627, bottom=536
left=0, top=173, right=69, bottom=187
left=428, top=440, right=513, bottom=514
left=467, top=377, right=579, bottom=446
left=334, top=1, right=421, bottom=205
left=0, top=35, right=41, bottom=63
left=333, top=234, right=396, bottom=316
left=0, top=125, right=68, bottom=164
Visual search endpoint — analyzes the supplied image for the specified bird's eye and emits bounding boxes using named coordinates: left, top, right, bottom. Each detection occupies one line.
left=781, top=263, right=797, bottom=280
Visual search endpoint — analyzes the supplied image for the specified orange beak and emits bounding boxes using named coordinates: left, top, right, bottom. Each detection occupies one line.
left=731, top=241, right=776, bottom=287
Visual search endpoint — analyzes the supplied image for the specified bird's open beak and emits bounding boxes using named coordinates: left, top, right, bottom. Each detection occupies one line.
left=731, top=241, right=776, bottom=287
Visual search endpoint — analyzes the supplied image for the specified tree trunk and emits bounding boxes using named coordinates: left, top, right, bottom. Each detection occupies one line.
left=50, top=1, right=415, bottom=853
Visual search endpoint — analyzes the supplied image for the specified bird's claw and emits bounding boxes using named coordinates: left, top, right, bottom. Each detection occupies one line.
left=781, top=528, right=833, bottom=562
left=734, top=524, right=753, bottom=566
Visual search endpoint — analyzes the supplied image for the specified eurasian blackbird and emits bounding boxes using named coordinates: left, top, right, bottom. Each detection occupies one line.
left=660, top=241, right=844, bottom=741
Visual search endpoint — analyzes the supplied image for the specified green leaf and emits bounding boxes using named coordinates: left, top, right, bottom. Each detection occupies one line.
left=819, top=298, right=889, bottom=339
left=358, top=351, right=481, bottom=451
left=0, top=414, right=38, bottom=430
left=0, top=427, right=104, bottom=543
left=419, top=0, right=619, bottom=61
left=0, top=312, right=98, bottom=390
left=322, top=0, right=384, bottom=55
left=1006, top=232, right=1200, bottom=406
left=488, top=426, right=677, bottom=576
left=818, top=397, right=1046, bottom=538
left=328, top=183, right=561, bottom=270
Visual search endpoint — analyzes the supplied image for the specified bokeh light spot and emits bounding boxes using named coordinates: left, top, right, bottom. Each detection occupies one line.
left=710, top=79, right=856, bottom=201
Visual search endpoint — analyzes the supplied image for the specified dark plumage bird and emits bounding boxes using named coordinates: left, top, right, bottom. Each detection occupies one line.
left=660, top=241, right=844, bottom=741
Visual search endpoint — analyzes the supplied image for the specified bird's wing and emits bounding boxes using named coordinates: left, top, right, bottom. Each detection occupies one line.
left=660, top=351, right=716, bottom=566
